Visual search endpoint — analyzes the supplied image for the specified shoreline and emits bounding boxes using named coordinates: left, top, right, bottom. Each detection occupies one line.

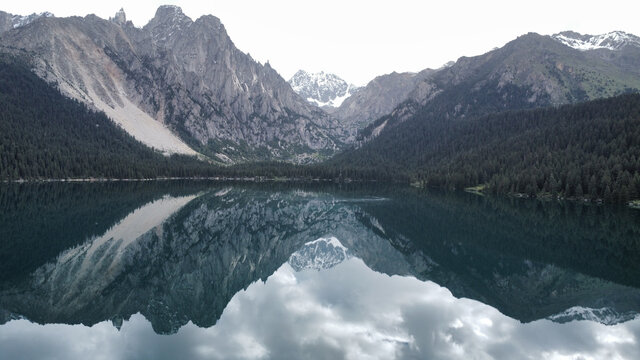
left=0, top=176, right=355, bottom=184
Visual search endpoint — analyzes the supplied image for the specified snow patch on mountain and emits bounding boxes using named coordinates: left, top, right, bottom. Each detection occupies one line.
left=288, top=237, right=350, bottom=271
left=547, top=306, right=638, bottom=325
left=11, top=12, right=53, bottom=29
left=552, top=31, right=640, bottom=51
left=289, top=70, right=360, bottom=108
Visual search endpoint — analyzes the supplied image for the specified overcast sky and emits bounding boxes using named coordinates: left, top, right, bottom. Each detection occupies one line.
left=3, top=1, right=640, bottom=85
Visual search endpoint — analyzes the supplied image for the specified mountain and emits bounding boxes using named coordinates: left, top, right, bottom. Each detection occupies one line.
left=354, top=32, right=640, bottom=143
left=0, top=6, right=346, bottom=164
left=328, top=32, right=640, bottom=139
left=288, top=70, right=360, bottom=108
left=331, top=69, right=437, bottom=135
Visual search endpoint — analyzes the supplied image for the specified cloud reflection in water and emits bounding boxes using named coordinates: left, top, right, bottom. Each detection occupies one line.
left=1, top=255, right=639, bottom=360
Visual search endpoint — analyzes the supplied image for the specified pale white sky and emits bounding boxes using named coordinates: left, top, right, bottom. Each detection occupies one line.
left=3, top=1, right=640, bottom=85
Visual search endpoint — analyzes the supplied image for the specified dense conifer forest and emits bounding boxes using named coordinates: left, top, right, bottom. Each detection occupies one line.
left=0, top=55, right=218, bottom=179
left=328, top=93, right=640, bottom=202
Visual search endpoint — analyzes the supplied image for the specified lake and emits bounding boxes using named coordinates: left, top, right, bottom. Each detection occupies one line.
left=1, top=181, right=639, bottom=359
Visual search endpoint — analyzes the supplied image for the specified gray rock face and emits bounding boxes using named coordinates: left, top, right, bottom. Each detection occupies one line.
left=331, top=69, right=438, bottom=135
left=0, top=6, right=345, bottom=163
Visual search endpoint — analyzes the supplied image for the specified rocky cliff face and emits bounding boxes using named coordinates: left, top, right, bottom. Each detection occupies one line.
left=0, top=6, right=345, bottom=163
left=332, top=69, right=438, bottom=134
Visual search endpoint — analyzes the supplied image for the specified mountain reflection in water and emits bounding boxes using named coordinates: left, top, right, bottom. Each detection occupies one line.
left=1, top=182, right=639, bottom=359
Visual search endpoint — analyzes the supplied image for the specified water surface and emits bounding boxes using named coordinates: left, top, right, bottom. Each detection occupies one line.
left=1, top=182, right=639, bottom=359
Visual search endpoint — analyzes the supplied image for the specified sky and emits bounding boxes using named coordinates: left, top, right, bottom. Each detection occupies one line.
left=3, top=0, right=640, bottom=85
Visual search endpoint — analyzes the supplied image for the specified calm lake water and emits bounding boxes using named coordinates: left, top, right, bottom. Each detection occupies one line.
left=1, top=181, right=640, bottom=359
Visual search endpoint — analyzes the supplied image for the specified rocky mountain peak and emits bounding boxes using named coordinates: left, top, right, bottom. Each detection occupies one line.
left=154, top=5, right=190, bottom=22
left=552, top=30, right=640, bottom=51
left=145, top=5, right=193, bottom=40
left=110, top=8, right=126, bottom=25
left=194, top=14, right=223, bottom=29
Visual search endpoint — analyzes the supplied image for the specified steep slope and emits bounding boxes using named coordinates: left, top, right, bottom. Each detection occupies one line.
left=0, top=55, right=215, bottom=180
left=0, top=6, right=344, bottom=163
left=331, top=69, right=437, bottom=134
left=288, top=70, right=360, bottom=108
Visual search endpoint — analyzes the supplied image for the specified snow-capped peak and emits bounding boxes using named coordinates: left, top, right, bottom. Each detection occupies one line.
left=552, top=31, right=640, bottom=51
left=289, top=70, right=360, bottom=108
left=10, top=12, right=53, bottom=29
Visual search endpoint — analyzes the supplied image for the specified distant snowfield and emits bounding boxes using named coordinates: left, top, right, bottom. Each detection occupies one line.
left=306, top=84, right=358, bottom=108
left=553, top=31, right=640, bottom=51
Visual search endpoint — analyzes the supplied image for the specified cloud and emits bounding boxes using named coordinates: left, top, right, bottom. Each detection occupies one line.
left=1, top=258, right=638, bottom=360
